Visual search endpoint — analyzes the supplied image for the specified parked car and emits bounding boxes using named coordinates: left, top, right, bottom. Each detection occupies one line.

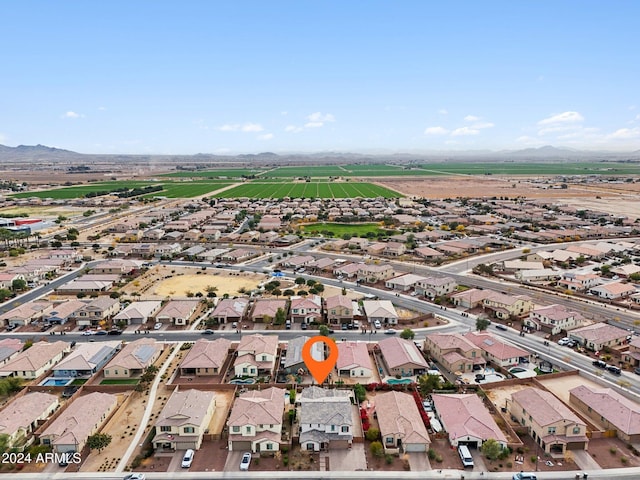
left=94, top=330, right=108, bottom=336
left=557, top=337, right=571, bottom=346
left=495, top=324, right=508, bottom=331
left=301, top=322, right=308, bottom=330
left=82, top=330, right=95, bottom=336
left=384, top=329, right=397, bottom=335
left=201, top=329, right=215, bottom=335
left=512, top=473, right=537, bottom=480
left=181, top=449, right=194, bottom=468
left=154, top=322, right=163, bottom=330
left=123, top=474, right=146, bottom=480
left=108, top=329, right=123, bottom=335
left=592, top=360, right=607, bottom=368
left=373, top=320, right=382, bottom=329
left=634, top=367, right=640, bottom=375
left=240, top=452, right=251, bottom=471
left=607, top=365, right=622, bottom=375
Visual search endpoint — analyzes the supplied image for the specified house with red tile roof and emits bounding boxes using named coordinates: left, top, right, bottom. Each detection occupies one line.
left=375, top=391, right=430, bottom=453
left=464, top=332, right=530, bottom=367
left=179, top=338, right=232, bottom=376
left=233, top=334, right=279, bottom=377
left=336, top=342, right=373, bottom=379
left=377, top=337, right=428, bottom=377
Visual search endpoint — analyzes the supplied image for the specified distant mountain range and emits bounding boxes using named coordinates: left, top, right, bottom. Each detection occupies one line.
left=0, top=143, right=639, bottom=165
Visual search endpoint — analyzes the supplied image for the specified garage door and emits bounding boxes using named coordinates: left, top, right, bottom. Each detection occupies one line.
left=459, top=440, right=478, bottom=448
left=176, top=441, right=196, bottom=450
left=405, top=443, right=427, bottom=453
left=232, top=441, right=252, bottom=451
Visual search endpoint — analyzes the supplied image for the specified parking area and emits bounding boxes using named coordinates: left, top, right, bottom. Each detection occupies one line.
left=224, top=449, right=245, bottom=472
left=328, top=443, right=367, bottom=471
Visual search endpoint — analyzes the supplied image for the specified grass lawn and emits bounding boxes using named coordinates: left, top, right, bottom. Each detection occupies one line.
left=100, top=379, right=140, bottom=385
left=299, top=222, right=387, bottom=237
left=71, top=379, right=88, bottom=386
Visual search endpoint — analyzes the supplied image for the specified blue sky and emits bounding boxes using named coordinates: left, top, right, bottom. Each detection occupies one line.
left=1, top=1, right=639, bottom=154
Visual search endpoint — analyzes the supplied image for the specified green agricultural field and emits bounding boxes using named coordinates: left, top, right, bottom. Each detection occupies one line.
left=147, top=182, right=234, bottom=198
left=213, top=182, right=400, bottom=199
left=417, top=162, right=640, bottom=176
left=300, top=222, right=385, bottom=237
left=262, top=165, right=349, bottom=178
left=160, top=169, right=266, bottom=178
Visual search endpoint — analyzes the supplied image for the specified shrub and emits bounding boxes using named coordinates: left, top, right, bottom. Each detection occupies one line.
left=370, top=441, right=384, bottom=458
left=365, top=428, right=380, bottom=442
left=435, top=454, right=443, bottom=463
left=385, top=454, right=394, bottom=465
left=427, top=448, right=436, bottom=460
left=610, top=447, right=617, bottom=455
left=530, top=455, right=538, bottom=463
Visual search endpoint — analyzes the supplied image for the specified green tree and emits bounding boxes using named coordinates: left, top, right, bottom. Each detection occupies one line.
left=289, top=388, right=296, bottom=404
left=306, top=279, right=316, bottom=287
left=600, top=264, right=611, bottom=275
left=295, top=277, right=306, bottom=286
left=319, top=325, right=330, bottom=337
left=11, top=278, right=27, bottom=291
left=400, top=328, right=415, bottom=340
left=418, top=373, right=442, bottom=396
left=353, top=383, right=366, bottom=403
left=480, top=438, right=503, bottom=460
left=0, top=434, right=10, bottom=454
left=274, top=308, right=286, bottom=325
left=365, top=428, right=380, bottom=442
left=370, top=441, right=384, bottom=458
left=476, top=318, right=491, bottom=331
left=0, top=289, right=13, bottom=302
left=87, top=433, right=112, bottom=453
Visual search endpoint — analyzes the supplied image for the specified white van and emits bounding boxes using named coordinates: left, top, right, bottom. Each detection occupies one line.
left=181, top=449, right=194, bottom=468
left=458, top=445, right=474, bottom=468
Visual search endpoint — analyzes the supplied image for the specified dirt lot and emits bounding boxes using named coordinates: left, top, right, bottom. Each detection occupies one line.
left=207, top=390, right=235, bottom=435
left=588, top=437, right=640, bottom=468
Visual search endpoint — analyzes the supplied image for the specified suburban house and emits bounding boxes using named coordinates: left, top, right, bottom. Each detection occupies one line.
left=0, top=392, right=59, bottom=448
left=155, top=300, right=199, bottom=326
left=558, top=272, right=602, bottom=292
left=450, top=288, right=495, bottom=309
left=152, top=388, right=216, bottom=450
left=233, top=334, right=279, bottom=378
left=336, top=342, right=373, bottom=379
left=0, top=338, right=23, bottom=365
left=324, top=295, right=354, bottom=325
left=375, top=391, right=430, bottom=453
left=362, top=300, right=398, bottom=326
left=179, top=338, right=232, bottom=376
left=44, top=300, right=86, bottom=325
left=415, top=276, right=458, bottom=299
left=0, top=341, right=70, bottom=379
left=52, top=341, right=120, bottom=378
left=384, top=274, right=427, bottom=292
left=510, top=387, right=588, bottom=454
left=431, top=393, right=508, bottom=448
left=377, top=337, right=428, bottom=377
left=55, top=279, right=115, bottom=294
left=356, top=264, right=395, bottom=283
left=72, top=297, right=121, bottom=326
left=589, top=282, right=637, bottom=300
left=282, top=336, right=324, bottom=374
left=113, top=301, right=162, bottom=325
left=482, top=292, right=534, bottom=320
left=568, top=323, right=630, bottom=352
left=91, top=259, right=140, bottom=275
left=210, top=297, right=249, bottom=324
left=250, top=299, right=288, bottom=323
left=40, top=392, right=117, bottom=453
left=0, top=301, right=53, bottom=327
left=298, top=386, right=353, bottom=451
left=464, top=332, right=530, bottom=368
left=569, top=385, right=640, bottom=442
left=289, top=295, right=323, bottom=324
left=525, top=304, right=587, bottom=335
left=624, top=337, right=640, bottom=367
left=423, top=333, right=486, bottom=375
left=103, top=339, right=162, bottom=378
left=227, top=387, right=286, bottom=453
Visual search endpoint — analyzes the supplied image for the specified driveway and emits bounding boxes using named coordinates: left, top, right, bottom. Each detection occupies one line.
left=224, top=450, right=245, bottom=472
left=407, top=452, right=431, bottom=471
left=328, top=443, right=367, bottom=471
left=572, top=449, right=601, bottom=470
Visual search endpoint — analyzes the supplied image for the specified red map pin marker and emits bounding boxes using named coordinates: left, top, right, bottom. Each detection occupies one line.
left=302, top=336, right=338, bottom=384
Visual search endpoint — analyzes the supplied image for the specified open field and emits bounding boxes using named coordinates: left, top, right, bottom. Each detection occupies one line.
left=160, top=168, right=266, bottom=178
left=153, top=271, right=264, bottom=297
left=418, top=161, right=640, bottom=176
left=299, top=222, right=386, bottom=237
left=0, top=205, right=87, bottom=217
left=212, top=182, right=400, bottom=199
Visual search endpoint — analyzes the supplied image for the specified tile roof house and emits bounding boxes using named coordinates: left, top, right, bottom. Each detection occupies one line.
left=570, top=385, right=640, bottom=442
left=525, top=304, right=587, bottom=335
left=179, top=338, right=231, bottom=376
left=431, top=393, right=508, bottom=448
left=482, top=292, right=534, bottom=320
left=289, top=295, right=322, bottom=324
left=44, top=300, right=86, bottom=325
left=324, top=295, right=354, bottom=325
left=299, top=386, right=354, bottom=451
left=0, top=301, right=53, bottom=327
left=464, top=332, right=530, bottom=367
left=568, top=323, right=629, bottom=352
left=250, top=299, right=288, bottom=323
left=375, top=391, right=430, bottom=453
left=589, top=282, right=637, bottom=300
left=40, top=392, right=117, bottom=453
left=356, top=264, right=395, bottom=283
left=72, top=297, right=121, bottom=326
left=362, top=300, right=398, bottom=326
left=450, top=288, right=495, bottom=309
left=155, top=300, right=199, bottom=326
left=0, top=338, right=23, bottom=366
left=384, top=274, right=427, bottom=292
left=113, top=300, right=162, bottom=325
left=103, top=339, right=162, bottom=378
left=283, top=336, right=324, bottom=374
left=378, top=337, right=428, bottom=377
left=52, top=341, right=120, bottom=378
left=423, top=333, right=485, bottom=375
left=336, top=342, right=373, bottom=379
left=0, top=392, right=59, bottom=447
left=233, top=334, right=279, bottom=378
left=511, top=388, right=588, bottom=453
left=415, top=276, right=458, bottom=299
left=211, top=297, right=249, bottom=324
left=0, top=341, right=70, bottom=379
left=227, top=387, right=286, bottom=453
left=152, top=388, right=216, bottom=450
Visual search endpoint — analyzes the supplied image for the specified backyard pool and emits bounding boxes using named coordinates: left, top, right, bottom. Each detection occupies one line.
left=40, top=377, right=73, bottom=387
left=230, top=378, right=256, bottom=384
left=386, top=378, right=413, bottom=385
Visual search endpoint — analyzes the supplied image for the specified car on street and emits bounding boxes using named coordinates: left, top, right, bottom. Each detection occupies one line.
left=181, top=449, right=194, bottom=468
left=634, top=367, right=640, bottom=375
left=240, top=452, right=252, bottom=471
left=154, top=322, right=163, bottom=330
left=123, top=474, right=146, bottom=480
left=95, top=330, right=108, bottom=336
left=384, top=329, right=397, bottom=335
left=512, top=473, right=537, bottom=480
left=201, top=329, right=214, bottom=335
left=82, top=330, right=95, bottom=336
left=592, top=360, right=607, bottom=368
left=108, top=329, right=123, bottom=335
left=607, top=365, right=622, bottom=375
left=557, top=337, right=571, bottom=346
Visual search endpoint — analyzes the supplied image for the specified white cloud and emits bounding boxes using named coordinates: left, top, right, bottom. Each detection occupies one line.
left=216, top=123, right=264, bottom=132
left=285, top=125, right=303, bottom=133
left=62, top=111, right=84, bottom=119
left=537, top=111, right=584, bottom=126
left=258, top=133, right=274, bottom=141
left=98, top=106, right=107, bottom=111
left=304, top=121, right=325, bottom=128
left=424, top=126, right=449, bottom=136
left=607, top=127, right=640, bottom=140
left=463, top=115, right=480, bottom=122
left=438, top=109, right=448, bottom=115
left=451, top=127, right=479, bottom=136
left=307, top=112, right=335, bottom=123
left=471, top=122, right=494, bottom=129
left=516, top=135, right=544, bottom=145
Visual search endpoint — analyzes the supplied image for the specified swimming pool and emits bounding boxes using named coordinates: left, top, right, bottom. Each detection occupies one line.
left=386, top=378, right=413, bottom=385
left=509, top=367, right=527, bottom=374
left=230, top=378, right=256, bottom=384
left=40, top=377, right=73, bottom=387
